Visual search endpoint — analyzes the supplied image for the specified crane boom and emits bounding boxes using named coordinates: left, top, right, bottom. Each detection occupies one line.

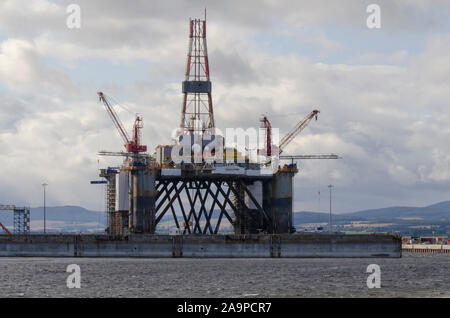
left=0, top=222, right=11, bottom=235
left=98, top=92, right=130, bottom=145
left=98, top=151, right=148, bottom=158
left=280, top=155, right=340, bottom=160
left=279, top=110, right=319, bottom=154
left=0, top=205, right=24, bottom=235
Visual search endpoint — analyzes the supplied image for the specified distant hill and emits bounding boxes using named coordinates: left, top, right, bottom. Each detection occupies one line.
left=294, top=201, right=450, bottom=223
left=294, top=201, right=450, bottom=236
left=0, top=201, right=448, bottom=235
left=29, top=206, right=105, bottom=223
left=344, top=201, right=450, bottom=220
left=0, top=206, right=105, bottom=234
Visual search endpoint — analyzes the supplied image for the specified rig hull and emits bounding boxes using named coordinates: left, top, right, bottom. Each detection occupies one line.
left=0, top=234, right=401, bottom=258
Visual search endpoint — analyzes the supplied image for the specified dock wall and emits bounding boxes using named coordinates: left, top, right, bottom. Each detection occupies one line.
left=0, top=234, right=401, bottom=258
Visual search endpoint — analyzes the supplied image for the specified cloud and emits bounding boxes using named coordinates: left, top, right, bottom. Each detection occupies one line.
left=0, top=38, right=76, bottom=96
left=1, top=0, right=448, bottom=63
left=0, top=1, right=449, bottom=214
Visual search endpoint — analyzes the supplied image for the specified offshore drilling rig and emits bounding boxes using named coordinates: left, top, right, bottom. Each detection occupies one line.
left=96, top=15, right=338, bottom=237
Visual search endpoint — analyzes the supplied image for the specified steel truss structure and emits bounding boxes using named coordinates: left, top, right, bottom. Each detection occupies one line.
left=154, top=177, right=272, bottom=235
left=0, top=205, right=30, bottom=235
left=13, top=208, right=30, bottom=235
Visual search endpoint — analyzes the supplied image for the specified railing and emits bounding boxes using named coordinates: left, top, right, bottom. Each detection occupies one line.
left=402, top=244, right=450, bottom=253
left=0, top=205, right=16, bottom=210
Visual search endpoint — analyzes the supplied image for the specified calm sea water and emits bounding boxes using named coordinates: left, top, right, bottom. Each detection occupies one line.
left=0, top=253, right=448, bottom=297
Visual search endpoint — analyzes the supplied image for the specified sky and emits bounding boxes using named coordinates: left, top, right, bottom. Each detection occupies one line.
left=0, top=0, right=449, bottom=213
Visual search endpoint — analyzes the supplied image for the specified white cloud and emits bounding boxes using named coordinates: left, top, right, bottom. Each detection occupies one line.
left=0, top=1, right=449, bottom=213
left=0, top=38, right=76, bottom=96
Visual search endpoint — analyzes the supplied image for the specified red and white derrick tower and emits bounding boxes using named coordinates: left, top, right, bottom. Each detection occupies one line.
left=180, top=15, right=215, bottom=136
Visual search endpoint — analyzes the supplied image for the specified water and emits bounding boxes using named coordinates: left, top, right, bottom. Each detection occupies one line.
left=0, top=253, right=448, bottom=297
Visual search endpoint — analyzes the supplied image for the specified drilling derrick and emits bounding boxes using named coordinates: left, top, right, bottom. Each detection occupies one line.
left=180, top=17, right=215, bottom=135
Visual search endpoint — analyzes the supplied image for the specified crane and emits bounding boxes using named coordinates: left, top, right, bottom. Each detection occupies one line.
left=279, top=110, right=319, bottom=154
left=260, top=109, right=319, bottom=156
left=97, top=92, right=147, bottom=154
left=259, top=110, right=340, bottom=164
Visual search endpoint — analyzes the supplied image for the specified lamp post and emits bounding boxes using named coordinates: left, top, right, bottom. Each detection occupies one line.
left=42, top=183, right=48, bottom=234
left=328, top=184, right=333, bottom=233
